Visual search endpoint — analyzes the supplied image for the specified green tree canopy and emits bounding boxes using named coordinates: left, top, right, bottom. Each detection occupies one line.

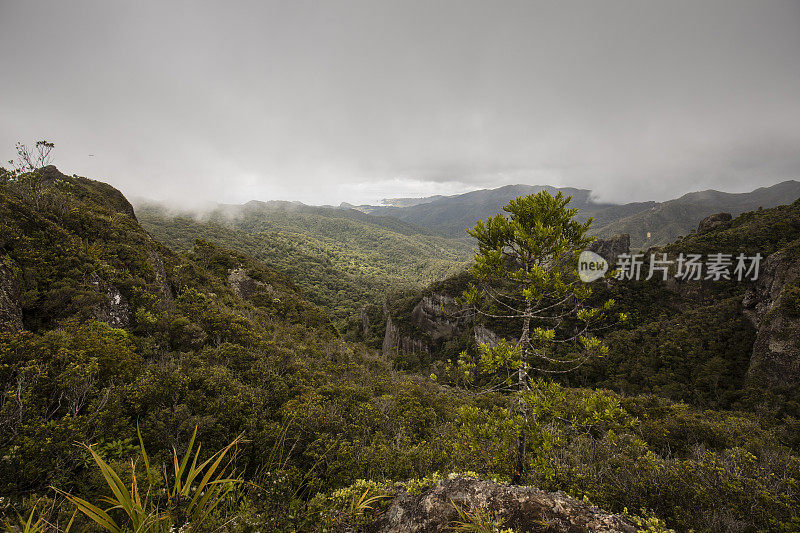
left=457, top=190, right=619, bottom=482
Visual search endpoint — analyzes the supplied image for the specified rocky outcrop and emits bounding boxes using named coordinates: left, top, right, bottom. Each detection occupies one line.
left=365, top=477, right=636, bottom=533
left=587, top=234, right=630, bottom=263
left=148, top=249, right=174, bottom=307
left=382, top=293, right=495, bottom=359
left=382, top=315, right=430, bottom=357
left=228, top=267, right=276, bottom=300
left=381, top=289, right=507, bottom=361
left=0, top=256, right=23, bottom=332
left=474, top=324, right=499, bottom=347
left=743, top=239, right=800, bottom=386
left=696, top=212, right=732, bottom=234
left=89, top=274, right=130, bottom=328
left=410, top=294, right=468, bottom=341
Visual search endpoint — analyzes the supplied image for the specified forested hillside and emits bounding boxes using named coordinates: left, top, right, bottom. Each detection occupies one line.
left=137, top=180, right=800, bottom=334
left=2, top=167, right=800, bottom=532
left=136, top=201, right=470, bottom=330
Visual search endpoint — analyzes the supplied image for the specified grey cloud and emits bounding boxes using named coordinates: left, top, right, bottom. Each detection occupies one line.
left=1, top=0, right=799, bottom=206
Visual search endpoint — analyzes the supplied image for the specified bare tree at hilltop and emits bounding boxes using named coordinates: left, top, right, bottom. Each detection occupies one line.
left=3, top=140, right=55, bottom=210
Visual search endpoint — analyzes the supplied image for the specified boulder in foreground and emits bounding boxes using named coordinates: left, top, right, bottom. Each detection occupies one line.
left=365, top=476, right=636, bottom=533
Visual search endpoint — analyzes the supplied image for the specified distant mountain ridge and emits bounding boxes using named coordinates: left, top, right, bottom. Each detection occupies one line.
left=356, top=184, right=618, bottom=238
left=379, top=195, right=446, bottom=208
left=349, top=180, right=800, bottom=248
left=596, top=180, right=800, bottom=248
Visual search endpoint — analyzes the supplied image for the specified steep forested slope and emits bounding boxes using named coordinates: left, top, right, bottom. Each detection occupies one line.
left=0, top=168, right=501, bottom=529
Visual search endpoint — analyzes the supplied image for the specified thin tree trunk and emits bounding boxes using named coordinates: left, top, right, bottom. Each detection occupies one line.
left=512, top=301, right=531, bottom=484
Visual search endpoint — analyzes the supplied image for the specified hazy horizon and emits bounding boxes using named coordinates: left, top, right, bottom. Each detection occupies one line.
left=123, top=176, right=800, bottom=212
left=2, top=1, right=799, bottom=207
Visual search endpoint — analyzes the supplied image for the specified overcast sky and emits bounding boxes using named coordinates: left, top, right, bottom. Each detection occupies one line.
left=2, top=1, right=799, bottom=206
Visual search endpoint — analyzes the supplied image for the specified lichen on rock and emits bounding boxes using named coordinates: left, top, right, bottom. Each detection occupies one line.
left=364, top=476, right=636, bottom=533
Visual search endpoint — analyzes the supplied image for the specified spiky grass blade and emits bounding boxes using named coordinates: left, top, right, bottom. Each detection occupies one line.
left=136, top=423, right=154, bottom=486
left=174, top=426, right=199, bottom=494
left=350, top=488, right=390, bottom=517
left=449, top=499, right=506, bottom=533
left=52, top=490, right=121, bottom=533
left=187, top=434, right=244, bottom=523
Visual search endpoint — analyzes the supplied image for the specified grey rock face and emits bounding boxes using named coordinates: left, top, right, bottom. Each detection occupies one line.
left=0, top=256, right=23, bottom=332
left=382, top=293, right=498, bottom=359
left=411, top=294, right=466, bottom=341
left=382, top=315, right=430, bottom=357
left=743, top=239, right=800, bottom=386
left=587, top=234, right=630, bottom=263
left=474, top=324, right=499, bottom=348
left=366, top=477, right=636, bottom=533
left=89, top=274, right=130, bottom=328
left=697, top=212, right=732, bottom=234
left=742, top=243, right=800, bottom=327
